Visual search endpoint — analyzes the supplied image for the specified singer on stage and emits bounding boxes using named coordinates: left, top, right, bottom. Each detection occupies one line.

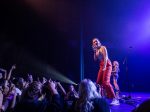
left=92, top=38, right=115, bottom=99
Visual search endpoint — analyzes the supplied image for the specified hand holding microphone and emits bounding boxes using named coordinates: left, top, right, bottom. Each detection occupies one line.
left=92, top=44, right=98, bottom=52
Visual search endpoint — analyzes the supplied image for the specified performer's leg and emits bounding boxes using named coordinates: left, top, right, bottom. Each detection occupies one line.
left=96, top=68, right=103, bottom=85
left=110, top=76, right=120, bottom=105
left=113, top=78, right=120, bottom=99
left=102, top=65, right=115, bottom=98
left=113, top=79, right=120, bottom=92
left=96, top=67, right=104, bottom=96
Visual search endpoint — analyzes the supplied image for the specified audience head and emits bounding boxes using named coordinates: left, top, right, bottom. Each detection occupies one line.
left=69, top=84, right=75, bottom=92
left=27, top=74, right=33, bottom=84
left=133, top=99, right=150, bottom=112
left=113, top=61, right=119, bottom=67
left=79, top=79, right=101, bottom=100
left=26, top=81, right=42, bottom=99
left=75, top=79, right=101, bottom=112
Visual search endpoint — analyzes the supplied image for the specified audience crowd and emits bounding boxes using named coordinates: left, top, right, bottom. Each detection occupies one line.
left=0, top=65, right=149, bottom=112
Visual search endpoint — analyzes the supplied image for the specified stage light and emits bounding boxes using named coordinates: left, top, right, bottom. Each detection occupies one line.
left=21, top=52, right=77, bottom=85
left=33, top=61, right=77, bottom=85
left=44, top=65, right=77, bottom=85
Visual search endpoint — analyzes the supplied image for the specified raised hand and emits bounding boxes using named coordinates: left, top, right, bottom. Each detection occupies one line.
left=42, top=77, right=47, bottom=84
left=48, top=80, right=58, bottom=95
left=11, top=65, right=16, bottom=70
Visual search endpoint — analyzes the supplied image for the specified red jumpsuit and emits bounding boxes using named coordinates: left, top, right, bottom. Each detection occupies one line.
left=96, top=59, right=115, bottom=98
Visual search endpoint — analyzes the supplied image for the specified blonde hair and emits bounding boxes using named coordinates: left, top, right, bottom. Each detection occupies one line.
left=113, top=61, right=119, bottom=66
left=75, top=79, right=101, bottom=112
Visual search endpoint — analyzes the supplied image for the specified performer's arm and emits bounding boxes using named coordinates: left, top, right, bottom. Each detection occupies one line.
left=112, top=66, right=117, bottom=73
left=94, top=48, right=100, bottom=61
left=102, top=46, right=108, bottom=71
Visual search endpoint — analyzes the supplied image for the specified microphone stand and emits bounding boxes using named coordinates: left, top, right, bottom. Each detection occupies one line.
left=122, top=47, right=141, bottom=107
left=123, top=56, right=131, bottom=99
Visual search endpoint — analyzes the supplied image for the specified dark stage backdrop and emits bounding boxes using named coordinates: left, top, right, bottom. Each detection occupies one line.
left=0, top=0, right=150, bottom=92
left=0, top=0, right=81, bottom=82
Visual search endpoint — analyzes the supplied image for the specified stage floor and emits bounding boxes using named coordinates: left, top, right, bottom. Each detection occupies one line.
left=110, top=92, right=150, bottom=112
